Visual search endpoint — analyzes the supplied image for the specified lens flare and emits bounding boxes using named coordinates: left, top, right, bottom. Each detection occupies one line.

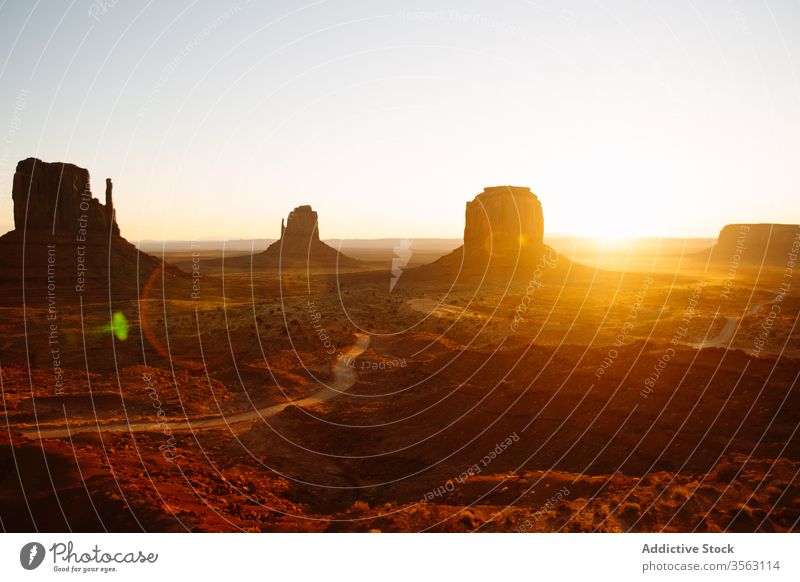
left=111, top=311, right=129, bottom=341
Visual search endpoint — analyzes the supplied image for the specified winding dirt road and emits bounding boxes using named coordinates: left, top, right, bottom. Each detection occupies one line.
left=693, top=303, right=764, bottom=349
left=24, top=334, right=371, bottom=439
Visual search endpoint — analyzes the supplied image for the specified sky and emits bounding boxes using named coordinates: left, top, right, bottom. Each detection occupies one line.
left=0, top=0, right=798, bottom=242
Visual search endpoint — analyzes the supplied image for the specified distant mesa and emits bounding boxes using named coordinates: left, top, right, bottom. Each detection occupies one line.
left=0, top=158, right=185, bottom=304
left=702, top=223, right=800, bottom=267
left=265, top=204, right=360, bottom=268
left=225, top=204, right=360, bottom=270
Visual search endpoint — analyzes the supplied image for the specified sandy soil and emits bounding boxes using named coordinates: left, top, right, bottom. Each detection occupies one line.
left=1, top=249, right=797, bottom=532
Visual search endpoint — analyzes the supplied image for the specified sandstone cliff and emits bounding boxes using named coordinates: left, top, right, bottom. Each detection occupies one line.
left=704, top=223, right=800, bottom=267
left=0, top=158, right=186, bottom=305
left=280, top=205, right=320, bottom=243
left=414, top=186, right=562, bottom=284
left=225, top=204, right=360, bottom=271
left=463, top=186, right=545, bottom=263
left=12, top=158, right=119, bottom=237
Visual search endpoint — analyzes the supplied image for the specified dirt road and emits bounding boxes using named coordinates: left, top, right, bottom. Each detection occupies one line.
left=25, top=334, right=371, bottom=439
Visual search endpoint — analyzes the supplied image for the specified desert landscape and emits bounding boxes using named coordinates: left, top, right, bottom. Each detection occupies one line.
left=1, top=3, right=799, bottom=552
left=1, top=160, right=797, bottom=533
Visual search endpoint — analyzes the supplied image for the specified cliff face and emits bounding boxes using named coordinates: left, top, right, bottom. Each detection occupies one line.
left=281, top=205, right=320, bottom=245
left=12, top=158, right=119, bottom=237
left=463, top=186, right=544, bottom=262
left=707, top=224, right=800, bottom=266
left=0, top=158, right=186, bottom=305
left=409, top=185, right=572, bottom=285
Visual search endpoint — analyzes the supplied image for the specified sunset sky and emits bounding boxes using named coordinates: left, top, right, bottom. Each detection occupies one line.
left=0, top=0, right=798, bottom=242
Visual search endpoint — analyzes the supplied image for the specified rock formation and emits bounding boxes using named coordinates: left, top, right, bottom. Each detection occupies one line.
left=463, top=186, right=545, bottom=263
left=280, top=205, right=320, bottom=244
left=0, top=158, right=186, bottom=304
left=226, top=204, right=360, bottom=271
left=415, top=185, right=558, bottom=283
left=12, top=158, right=119, bottom=237
left=704, top=223, right=800, bottom=266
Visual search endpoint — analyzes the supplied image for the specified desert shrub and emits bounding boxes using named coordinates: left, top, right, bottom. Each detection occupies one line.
left=460, top=510, right=479, bottom=530
left=669, top=485, right=692, bottom=501
left=714, top=461, right=740, bottom=483
left=618, top=502, right=641, bottom=521
left=349, top=500, right=370, bottom=515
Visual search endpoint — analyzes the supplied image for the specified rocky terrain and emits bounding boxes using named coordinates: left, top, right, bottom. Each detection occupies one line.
left=1, top=266, right=797, bottom=532
left=0, top=174, right=797, bottom=533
